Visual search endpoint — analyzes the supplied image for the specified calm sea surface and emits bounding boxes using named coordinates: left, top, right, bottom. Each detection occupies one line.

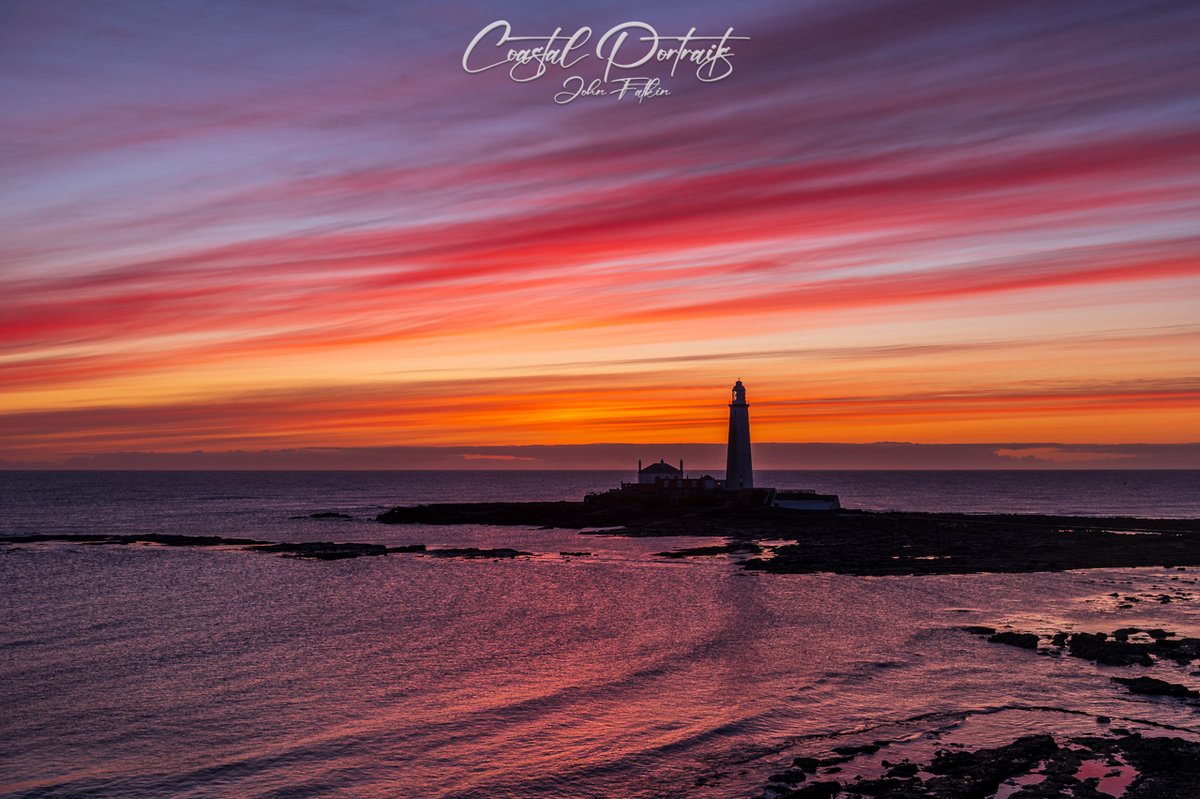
left=2, top=471, right=1199, bottom=798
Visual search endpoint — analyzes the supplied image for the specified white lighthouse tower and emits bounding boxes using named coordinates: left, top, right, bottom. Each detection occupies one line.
left=725, top=379, right=753, bottom=490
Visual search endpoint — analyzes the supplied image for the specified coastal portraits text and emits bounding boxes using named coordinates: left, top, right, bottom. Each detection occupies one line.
left=462, top=21, right=749, bottom=104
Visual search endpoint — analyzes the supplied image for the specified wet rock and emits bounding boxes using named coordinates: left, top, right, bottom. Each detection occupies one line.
left=847, top=777, right=912, bottom=796
left=1111, top=676, right=1198, bottom=699
left=257, top=541, right=388, bottom=560
left=386, top=544, right=426, bottom=553
left=898, top=735, right=1058, bottom=797
left=425, top=547, right=531, bottom=559
left=988, top=631, right=1039, bottom=649
left=927, top=733, right=1057, bottom=779
left=769, top=769, right=806, bottom=784
left=886, top=761, right=920, bottom=778
left=304, top=512, right=352, bottom=519
left=1067, top=632, right=1153, bottom=666
left=764, top=734, right=1200, bottom=799
left=655, top=541, right=762, bottom=558
left=816, top=754, right=852, bottom=767
left=560, top=551, right=592, bottom=557
left=0, top=533, right=263, bottom=547
left=1152, top=636, right=1200, bottom=664
left=791, top=756, right=820, bottom=773
left=377, top=505, right=1200, bottom=576
left=783, top=735, right=1060, bottom=799
left=20, top=506, right=1200, bottom=577
left=960, top=625, right=996, bottom=635
left=0, top=532, right=497, bottom=564
left=1051, top=632, right=1068, bottom=646
left=1004, top=743, right=1091, bottom=798
left=1120, top=734, right=1200, bottom=798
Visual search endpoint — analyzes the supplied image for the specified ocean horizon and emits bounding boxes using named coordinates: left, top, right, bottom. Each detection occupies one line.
left=4, top=471, right=1199, bottom=542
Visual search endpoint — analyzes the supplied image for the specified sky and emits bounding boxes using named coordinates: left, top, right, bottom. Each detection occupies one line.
left=1, top=0, right=1199, bottom=467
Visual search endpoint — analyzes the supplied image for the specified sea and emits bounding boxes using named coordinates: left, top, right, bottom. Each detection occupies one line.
left=2, top=470, right=1199, bottom=798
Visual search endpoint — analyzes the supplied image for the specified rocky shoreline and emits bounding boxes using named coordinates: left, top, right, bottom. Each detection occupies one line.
left=7, top=503, right=1200, bottom=575
left=378, top=501, right=1200, bottom=576
left=744, top=621, right=1200, bottom=798
left=963, top=624, right=1200, bottom=701
left=0, top=533, right=527, bottom=561
left=757, top=732, right=1200, bottom=798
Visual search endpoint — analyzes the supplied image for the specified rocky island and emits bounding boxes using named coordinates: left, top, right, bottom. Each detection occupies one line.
left=371, top=382, right=1200, bottom=576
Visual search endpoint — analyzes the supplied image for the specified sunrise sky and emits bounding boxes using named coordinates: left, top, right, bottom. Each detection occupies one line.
left=2, top=0, right=1198, bottom=466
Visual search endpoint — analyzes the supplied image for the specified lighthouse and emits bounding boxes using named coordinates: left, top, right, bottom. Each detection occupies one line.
left=725, top=379, right=753, bottom=490
left=587, top=378, right=838, bottom=509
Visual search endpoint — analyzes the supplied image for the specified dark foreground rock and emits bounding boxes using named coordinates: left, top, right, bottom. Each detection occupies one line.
left=778, top=782, right=839, bottom=798
left=1067, top=631, right=1155, bottom=666
left=966, top=625, right=1200, bottom=708
left=742, top=512, right=1200, bottom=576
left=1120, top=735, right=1200, bottom=798
left=1112, top=676, right=1199, bottom=699
left=988, top=631, right=1039, bottom=649
left=769, top=733, right=1200, bottom=798
left=655, top=541, right=762, bottom=558
left=1, top=533, right=394, bottom=561
left=425, top=547, right=531, bottom=559
left=376, top=502, right=1200, bottom=576
left=11, top=504, right=1200, bottom=576
left=2, top=534, right=394, bottom=560
left=1, top=534, right=527, bottom=563
left=255, top=541, right=388, bottom=560
left=966, top=625, right=1200, bottom=668
left=0, top=533, right=265, bottom=547
left=771, top=735, right=1055, bottom=798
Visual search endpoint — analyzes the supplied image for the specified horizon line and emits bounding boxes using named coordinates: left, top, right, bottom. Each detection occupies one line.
left=5, top=441, right=1198, bottom=471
